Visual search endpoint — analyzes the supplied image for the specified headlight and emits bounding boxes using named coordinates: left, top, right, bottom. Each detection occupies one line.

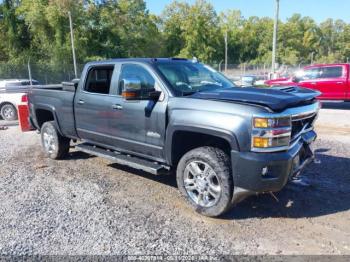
left=252, top=116, right=291, bottom=152
left=253, top=117, right=291, bottom=128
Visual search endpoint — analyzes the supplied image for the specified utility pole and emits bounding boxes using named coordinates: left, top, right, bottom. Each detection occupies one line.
left=310, top=52, right=314, bottom=65
left=27, top=59, right=32, bottom=86
left=68, top=11, right=78, bottom=79
left=271, top=0, right=280, bottom=75
left=224, top=30, right=228, bottom=73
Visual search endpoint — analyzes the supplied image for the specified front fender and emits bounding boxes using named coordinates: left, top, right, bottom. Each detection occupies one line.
left=165, top=124, right=240, bottom=165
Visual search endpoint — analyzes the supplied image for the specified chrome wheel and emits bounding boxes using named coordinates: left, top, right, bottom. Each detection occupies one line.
left=183, top=160, right=221, bottom=208
left=43, top=127, right=56, bottom=154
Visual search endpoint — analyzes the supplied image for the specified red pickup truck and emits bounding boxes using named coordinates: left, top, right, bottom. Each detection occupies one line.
left=265, top=63, right=350, bottom=101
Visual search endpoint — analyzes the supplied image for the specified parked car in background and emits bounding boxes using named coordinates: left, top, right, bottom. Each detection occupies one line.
left=27, top=58, right=320, bottom=217
left=234, top=75, right=268, bottom=87
left=265, top=63, right=350, bottom=101
left=0, top=79, right=39, bottom=121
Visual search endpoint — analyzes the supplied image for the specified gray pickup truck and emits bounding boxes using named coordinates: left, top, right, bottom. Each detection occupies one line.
left=28, top=58, right=320, bottom=217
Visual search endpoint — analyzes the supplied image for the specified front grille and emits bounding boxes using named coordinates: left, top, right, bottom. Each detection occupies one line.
left=291, top=112, right=317, bottom=141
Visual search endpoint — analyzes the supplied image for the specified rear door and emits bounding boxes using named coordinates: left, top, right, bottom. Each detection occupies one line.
left=298, top=66, right=347, bottom=100
left=316, top=65, right=347, bottom=100
left=75, top=64, right=120, bottom=145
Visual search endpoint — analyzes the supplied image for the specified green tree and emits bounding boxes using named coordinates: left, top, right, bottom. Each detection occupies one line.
left=161, top=0, right=221, bottom=63
left=219, top=10, right=244, bottom=64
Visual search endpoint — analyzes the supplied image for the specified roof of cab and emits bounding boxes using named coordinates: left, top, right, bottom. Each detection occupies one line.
left=85, top=57, right=191, bottom=66
left=304, top=63, right=349, bottom=69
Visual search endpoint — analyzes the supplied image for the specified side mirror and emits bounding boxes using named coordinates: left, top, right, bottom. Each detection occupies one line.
left=121, top=78, right=161, bottom=101
left=292, top=76, right=300, bottom=83
left=72, top=78, right=80, bottom=89
left=121, top=78, right=142, bottom=100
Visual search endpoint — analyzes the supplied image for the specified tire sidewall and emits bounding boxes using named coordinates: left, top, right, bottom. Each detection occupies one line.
left=1, top=104, right=17, bottom=121
left=176, top=147, right=233, bottom=217
left=41, top=122, right=60, bottom=159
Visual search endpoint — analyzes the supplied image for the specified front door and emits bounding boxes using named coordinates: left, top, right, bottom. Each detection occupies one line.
left=108, top=63, right=167, bottom=160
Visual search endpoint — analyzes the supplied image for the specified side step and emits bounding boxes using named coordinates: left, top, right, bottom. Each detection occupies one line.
left=75, top=143, right=170, bottom=175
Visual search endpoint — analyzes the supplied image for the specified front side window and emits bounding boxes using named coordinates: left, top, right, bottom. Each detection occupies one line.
left=154, top=62, right=234, bottom=96
left=85, top=66, right=114, bottom=94
left=319, top=66, right=343, bottom=79
left=118, top=64, right=155, bottom=95
left=298, top=68, right=320, bottom=80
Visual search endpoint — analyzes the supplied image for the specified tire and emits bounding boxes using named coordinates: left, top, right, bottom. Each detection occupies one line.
left=176, top=146, right=233, bottom=217
left=41, top=121, right=70, bottom=159
left=1, top=104, right=18, bottom=121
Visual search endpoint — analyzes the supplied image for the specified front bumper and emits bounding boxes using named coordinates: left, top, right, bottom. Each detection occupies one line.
left=231, top=130, right=316, bottom=196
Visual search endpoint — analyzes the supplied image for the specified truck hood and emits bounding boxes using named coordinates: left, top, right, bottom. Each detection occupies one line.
left=190, top=86, right=320, bottom=112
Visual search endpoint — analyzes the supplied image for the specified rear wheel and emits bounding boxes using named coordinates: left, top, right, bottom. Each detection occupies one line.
left=41, top=121, right=70, bottom=159
left=176, top=146, right=233, bottom=217
left=1, top=104, right=17, bottom=121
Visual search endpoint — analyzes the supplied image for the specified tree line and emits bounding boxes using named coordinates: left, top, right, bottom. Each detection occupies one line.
left=1, top=0, right=350, bottom=67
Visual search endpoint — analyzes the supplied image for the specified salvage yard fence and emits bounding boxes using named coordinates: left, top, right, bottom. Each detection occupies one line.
left=0, top=63, right=84, bottom=84
left=0, top=62, right=307, bottom=85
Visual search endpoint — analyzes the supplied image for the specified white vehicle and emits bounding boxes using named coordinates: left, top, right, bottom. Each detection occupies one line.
left=0, top=79, right=38, bottom=121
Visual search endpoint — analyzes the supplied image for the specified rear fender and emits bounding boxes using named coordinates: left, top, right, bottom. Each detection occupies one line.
left=32, top=103, right=63, bottom=135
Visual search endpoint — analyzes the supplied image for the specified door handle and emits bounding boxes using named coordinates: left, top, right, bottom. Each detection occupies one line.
left=336, top=81, right=344, bottom=84
left=78, top=99, right=85, bottom=105
left=311, top=82, right=317, bottom=85
left=112, top=104, right=123, bottom=110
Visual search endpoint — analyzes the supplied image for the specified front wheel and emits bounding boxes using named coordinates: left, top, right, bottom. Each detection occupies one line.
left=41, top=121, right=70, bottom=159
left=176, top=146, right=233, bottom=217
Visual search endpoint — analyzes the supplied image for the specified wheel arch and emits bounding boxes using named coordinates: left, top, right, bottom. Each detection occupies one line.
left=33, top=104, right=63, bottom=135
left=166, top=125, right=239, bottom=166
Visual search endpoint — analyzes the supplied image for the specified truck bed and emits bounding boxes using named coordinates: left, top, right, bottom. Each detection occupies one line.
left=29, top=85, right=78, bottom=138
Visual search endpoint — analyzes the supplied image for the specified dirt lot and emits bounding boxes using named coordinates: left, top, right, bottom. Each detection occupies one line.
left=0, top=106, right=349, bottom=255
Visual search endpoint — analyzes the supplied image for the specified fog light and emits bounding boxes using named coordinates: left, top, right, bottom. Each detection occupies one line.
left=253, top=137, right=270, bottom=148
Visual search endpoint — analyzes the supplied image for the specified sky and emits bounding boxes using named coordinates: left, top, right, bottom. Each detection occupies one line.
left=146, top=0, right=350, bottom=24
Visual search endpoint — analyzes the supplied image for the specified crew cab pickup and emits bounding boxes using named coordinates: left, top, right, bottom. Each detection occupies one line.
left=265, top=63, right=350, bottom=101
left=28, top=58, right=320, bottom=217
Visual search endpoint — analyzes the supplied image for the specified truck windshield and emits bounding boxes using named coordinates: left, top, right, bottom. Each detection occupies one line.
left=155, top=62, right=235, bottom=96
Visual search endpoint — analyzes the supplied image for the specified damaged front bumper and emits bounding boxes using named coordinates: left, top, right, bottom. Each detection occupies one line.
left=231, top=130, right=316, bottom=204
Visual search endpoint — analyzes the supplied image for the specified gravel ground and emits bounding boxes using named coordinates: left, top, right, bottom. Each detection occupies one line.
left=0, top=108, right=349, bottom=256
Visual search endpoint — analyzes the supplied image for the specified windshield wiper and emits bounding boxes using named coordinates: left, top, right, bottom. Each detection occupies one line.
left=181, top=90, right=198, bottom=96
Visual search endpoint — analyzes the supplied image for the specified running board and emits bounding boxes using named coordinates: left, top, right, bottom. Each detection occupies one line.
left=75, top=143, right=169, bottom=175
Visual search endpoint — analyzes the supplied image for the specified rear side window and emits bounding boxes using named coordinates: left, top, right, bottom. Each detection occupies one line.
left=85, top=66, right=114, bottom=94
left=118, top=64, right=155, bottom=95
left=319, top=66, right=343, bottom=79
